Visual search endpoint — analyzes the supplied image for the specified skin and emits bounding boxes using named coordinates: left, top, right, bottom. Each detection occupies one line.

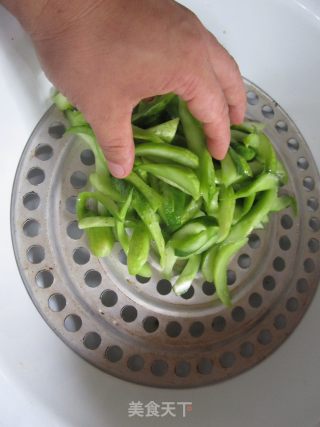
left=1, top=0, right=246, bottom=178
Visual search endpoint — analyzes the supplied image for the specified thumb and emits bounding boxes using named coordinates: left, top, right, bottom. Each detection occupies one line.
left=91, top=107, right=134, bottom=178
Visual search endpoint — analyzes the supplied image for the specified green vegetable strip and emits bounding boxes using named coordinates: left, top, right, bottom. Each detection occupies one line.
left=65, top=110, right=87, bottom=126
left=217, top=186, right=236, bottom=242
left=133, top=125, right=165, bottom=144
left=78, top=217, right=115, bottom=229
left=89, top=173, right=122, bottom=202
left=128, top=224, right=150, bottom=275
left=52, top=92, right=72, bottom=111
left=229, top=147, right=252, bottom=177
left=137, top=163, right=200, bottom=200
left=132, top=192, right=165, bottom=266
left=235, top=173, right=278, bottom=198
left=132, top=93, right=175, bottom=124
left=115, top=188, right=133, bottom=254
left=213, top=238, right=248, bottom=306
left=220, top=152, right=239, bottom=186
left=225, top=188, right=277, bottom=244
left=125, top=171, right=162, bottom=211
left=163, top=244, right=177, bottom=278
left=135, top=143, right=199, bottom=169
left=76, top=192, right=120, bottom=220
left=232, top=121, right=265, bottom=134
left=173, top=254, right=201, bottom=295
left=85, top=226, right=115, bottom=258
left=147, top=118, right=180, bottom=143
left=201, top=245, right=219, bottom=282
left=67, top=126, right=109, bottom=179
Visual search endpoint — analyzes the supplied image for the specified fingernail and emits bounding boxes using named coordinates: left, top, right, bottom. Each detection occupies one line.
left=108, top=161, right=126, bottom=178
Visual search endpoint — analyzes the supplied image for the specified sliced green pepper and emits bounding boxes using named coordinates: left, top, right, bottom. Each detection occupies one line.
left=137, top=163, right=200, bottom=200
left=128, top=223, right=150, bottom=275
left=235, top=173, right=278, bottom=198
left=201, top=245, right=219, bottom=282
left=125, top=171, right=162, bottom=211
left=217, top=186, right=236, bottom=242
left=173, top=254, right=201, bottom=295
left=135, top=142, right=199, bottom=169
left=52, top=92, right=73, bottom=111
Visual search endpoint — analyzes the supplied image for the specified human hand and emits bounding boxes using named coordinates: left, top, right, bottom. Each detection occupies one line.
left=3, top=0, right=246, bottom=177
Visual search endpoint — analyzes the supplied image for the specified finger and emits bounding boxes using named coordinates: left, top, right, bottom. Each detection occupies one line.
left=175, top=66, right=230, bottom=160
left=90, top=106, right=134, bottom=178
left=204, top=30, right=246, bottom=124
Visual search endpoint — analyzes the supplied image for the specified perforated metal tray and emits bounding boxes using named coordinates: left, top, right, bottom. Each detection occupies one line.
left=11, top=80, right=320, bottom=388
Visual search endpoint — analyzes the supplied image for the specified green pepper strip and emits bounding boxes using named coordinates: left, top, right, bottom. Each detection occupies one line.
left=76, top=198, right=115, bottom=258
left=137, top=163, right=200, bottom=200
left=229, top=147, right=252, bottom=178
left=132, top=93, right=176, bottom=124
left=271, top=194, right=297, bottom=215
left=163, top=244, right=177, bottom=278
left=213, top=238, right=248, bottom=306
left=76, top=192, right=120, bottom=220
left=133, top=125, right=165, bottom=144
left=231, top=142, right=256, bottom=161
left=225, top=188, right=277, bottom=244
left=232, top=121, right=265, bottom=134
left=66, top=126, right=109, bottom=179
left=52, top=92, right=73, bottom=111
left=173, top=254, right=201, bottom=296
left=115, top=188, right=134, bottom=254
left=132, top=192, right=165, bottom=266
left=178, top=99, right=216, bottom=204
left=79, top=217, right=115, bottom=229
left=89, top=173, right=122, bottom=202
left=135, top=142, right=199, bottom=169
left=125, top=171, right=162, bottom=211
left=201, top=245, right=219, bottom=282
left=220, top=152, right=239, bottom=186
left=65, top=110, right=87, bottom=126
left=147, top=118, right=180, bottom=143
left=235, top=173, right=278, bottom=198
left=217, top=186, right=236, bottom=242
left=127, top=223, right=150, bottom=275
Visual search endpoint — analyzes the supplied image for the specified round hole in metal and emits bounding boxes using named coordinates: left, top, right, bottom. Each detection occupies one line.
left=309, top=217, right=320, bottom=232
left=48, top=293, right=66, bottom=312
left=127, top=355, right=144, bottom=372
left=202, top=281, right=215, bottom=296
left=73, top=247, right=90, bottom=265
left=304, top=258, right=315, bottom=273
left=257, top=329, right=272, bottom=345
left=286, top=297, right=299, bottom=312
left=175, top=361, right=191, bottom=377
left=296, top=278, right=309, bottom=293
left=297, top=157, right=309, bottom=170
left=308, top=238, right=319, bottom=253
left=189, top=321, right=204, bottom=337
left=35, top=144, right=53, bottom=161
left=279, top=235, right=291, bottom=251
left=64, top=314, right=82, bottom=332
left=239, top=342, right=254, bottom=358
left=35, top=270, right=54, bottom=288
left=247, top=90, right=259, bottom=105
left=48, top=122, right=66, bottom=139
left=180, top=286, right=194, bottom=300
left=106, top=345, right=123, bottom=363
left=27, top=245, right=45, bottom=264
left=83, top=332, right=101, bottom=350
left=80, top=149, right=95, bottom=166
left=212, top=316, right=226, bottom=332
left=273, top=314, right=287, bottom=330
left=67, top=220, right=83, bottom=240
left=121, top=305, right=137, bottom=323
left=136, top=275, right=151, bottom=284
left=101, top=290, right=118, bottom=307
left=231, top=306, right=246, bottom=322
left=70, top=171, right=87, bottom=189
left=303, top=176, right=315, bottom=191
left=261, top=104, right=274, bottom=118
left=273, top=256, right=286, bottom=272
left=227, top=270, right=237, bottom=286
left=307, top=197, right=319, bottom=212
left=248, top=233, right=261, bottom=249
left=249, top=292, right=262, bottom=308
left=197, top=358, right=213, bottom=375
left=238, top=254, right=251, bottom=269
left=143, top=316, right=159, bottom=333
left=263, top=275, right=276, bottom=291
left=219, top=352, right=236, bottom=368
left=66, top=196, right=77, bottom=214
left=166, top=321, right=182, bottom=338
left=281, top=214, right=293, bottom=229
left=287, top=137, right=299, bottom=151
left=275, top=120, right=288, bottom=133
left=157, top=279, right=172, bottom=295
left=23, top=219, right=40, bottom=237
left=151, top=360, right=168, bottom=377
left=27, top=167, right=45, bottom=186
left=118, top=249, right=127, bottom=265
left=23, top=192, right=40, bottom=211
left=84, top=270, right=102, bottom=288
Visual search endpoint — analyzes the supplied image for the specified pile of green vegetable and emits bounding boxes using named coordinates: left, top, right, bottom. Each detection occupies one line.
left=53, top=92, right=295, bottom=306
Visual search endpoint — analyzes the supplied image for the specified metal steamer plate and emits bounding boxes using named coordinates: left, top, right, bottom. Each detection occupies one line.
left=11, top=80, right=320, bottom=388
